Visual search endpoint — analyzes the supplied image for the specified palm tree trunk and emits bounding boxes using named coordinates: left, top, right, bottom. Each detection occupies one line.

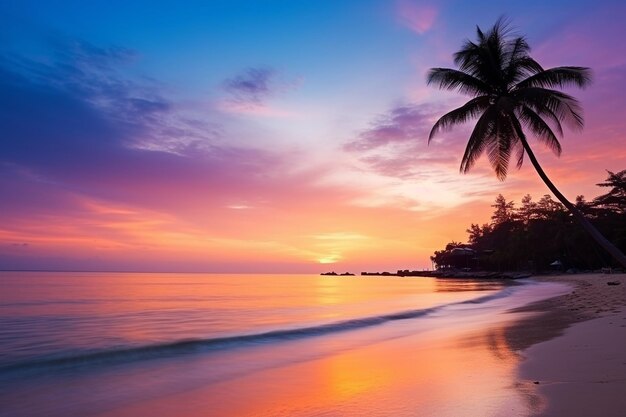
left=518, top=136, right=626, bottom=269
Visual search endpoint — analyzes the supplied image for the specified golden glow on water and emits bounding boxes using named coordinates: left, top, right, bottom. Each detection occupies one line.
left=1, top=273, right=564, bottom=417
left=93, top=311, right=533, bottom=417
left=1, top=272, right=492, bottom=362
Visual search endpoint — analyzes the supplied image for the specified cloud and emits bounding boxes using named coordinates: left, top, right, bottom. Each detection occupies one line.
left=226, top=204, right=252, bottom=210
left=215, top=100, right=298, bottom=118
left=220, top=67, right=301, bottom=116
left=344, top=104, right=437, bottom=152
left=222, top=67, right=277, bottom=104
left=0, top=38, right=292, bottom=216
left=311, top=232, right=369, bottom=241
left=2, top=39, right=221, bottom=157
left=0, top=36, right=372, bottom=229
left=396, top=0, right=438, bottom=35
left=359, top=152, right=457, bottom=179
left=337, top=100, right=509, bottom=211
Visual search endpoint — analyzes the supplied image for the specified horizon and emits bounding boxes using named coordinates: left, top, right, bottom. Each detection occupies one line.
left=2, top=0, right=626, bottom=273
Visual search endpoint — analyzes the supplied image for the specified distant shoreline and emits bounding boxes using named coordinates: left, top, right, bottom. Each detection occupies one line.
left=322, top=269, right=536, bottom=279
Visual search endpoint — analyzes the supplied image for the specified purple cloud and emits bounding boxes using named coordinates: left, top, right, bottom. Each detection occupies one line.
left=342, top=102, right=472, bottom=180
left=222, top=67, right=277, bottom=104
left=0, top=38, right=282, bottom=210
left=0, top=37, right=363, bottom=230
left=344, top=104, right=437, bottom=152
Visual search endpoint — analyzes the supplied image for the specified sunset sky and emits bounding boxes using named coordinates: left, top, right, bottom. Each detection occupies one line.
left=2, top=0, right=625, bottom=272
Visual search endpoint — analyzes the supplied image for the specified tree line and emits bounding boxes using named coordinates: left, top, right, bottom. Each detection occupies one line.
left=431, top=170, right=626, bottom=272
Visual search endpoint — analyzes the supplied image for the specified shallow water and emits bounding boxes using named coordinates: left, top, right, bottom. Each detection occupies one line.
left=0, top=272, right=570, bottom=416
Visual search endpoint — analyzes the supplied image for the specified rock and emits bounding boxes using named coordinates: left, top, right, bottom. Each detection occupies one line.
left=607, top=281, right=621, bottom=286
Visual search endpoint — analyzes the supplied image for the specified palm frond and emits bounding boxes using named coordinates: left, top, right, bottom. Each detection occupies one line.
left=459, top=106, right=497, bottom=174
left=525, top=102, right=564, bottom=137
left=514, top=57, right=544, bottom=74
left=453, top=42, right=483, bottom=78
left=506, top=55, right=544, bottom=85
left=454, top=39, right=478, bottom=65
left=503, top=36, right=529, bottom=83
left=485, top=20, right=507, bottom=74
left=486, top=114, right=518, bottom=180
left=514, top=87, right=584, bottom=130
left=429, top=96, right=491, bottom=142
left=504, top=36, right=530, bottom=64
left=513, top=140, right=525, bottom=169
left=517, top=106, right=562, bottom=155
left=510, top=116, right=528, bottom=169
left=426, top=68, right=492, bottom=96
left=515, top=66, right=592, bottom=90
left=463, top=43, right=500, bottom=86
left=476, top=26, right=485, bottom=42
left=455, top=17, right=510, bottom=85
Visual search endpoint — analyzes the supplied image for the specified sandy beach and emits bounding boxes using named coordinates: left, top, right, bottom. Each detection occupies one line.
left=514, top=273, right=626, bottom=416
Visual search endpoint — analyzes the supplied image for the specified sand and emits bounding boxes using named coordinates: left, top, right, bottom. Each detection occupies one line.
left=515, top=273, right=626, bottom=417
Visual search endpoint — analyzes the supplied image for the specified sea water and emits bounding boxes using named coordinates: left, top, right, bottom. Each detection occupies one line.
left=0, top=271, right=570, bottom=417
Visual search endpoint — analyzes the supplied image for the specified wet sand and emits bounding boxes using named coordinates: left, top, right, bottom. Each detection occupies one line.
left=514, top=273, right=626, bottom=416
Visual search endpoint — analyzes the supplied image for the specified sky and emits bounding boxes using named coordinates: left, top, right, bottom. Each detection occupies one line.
left=1, top=0, right=626, bottom=272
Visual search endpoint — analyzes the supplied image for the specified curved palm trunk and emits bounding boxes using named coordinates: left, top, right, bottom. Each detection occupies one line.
left=518, top=136, right=626, bottom=268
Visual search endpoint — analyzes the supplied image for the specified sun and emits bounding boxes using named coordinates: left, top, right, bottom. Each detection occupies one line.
left=317, top=255, right=340, bottom=264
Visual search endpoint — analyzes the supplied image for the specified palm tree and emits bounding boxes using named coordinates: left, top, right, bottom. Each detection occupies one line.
left=427, top=18, right=626, bottom=268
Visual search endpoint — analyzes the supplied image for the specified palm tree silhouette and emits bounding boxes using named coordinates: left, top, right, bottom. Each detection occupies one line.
left=427, top=18, right=626, bottom=268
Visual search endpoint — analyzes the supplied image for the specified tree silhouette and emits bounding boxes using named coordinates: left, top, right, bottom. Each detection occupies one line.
left=427, top=18, right=626, bottom=268
left=594, top=169, right=626, bottom=214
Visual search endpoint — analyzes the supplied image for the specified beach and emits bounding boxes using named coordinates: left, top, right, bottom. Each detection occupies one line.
left=514, top=273, right=626, bottom=416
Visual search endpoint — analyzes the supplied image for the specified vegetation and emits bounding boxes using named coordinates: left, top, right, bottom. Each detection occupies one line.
left=426, top=18, right=626, bottom=268
left=431, top=170, right=626, bottom=272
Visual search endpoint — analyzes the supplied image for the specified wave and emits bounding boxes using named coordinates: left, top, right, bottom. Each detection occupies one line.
left=0, top=282, right=525, bottom=374
left=458, top=283, right=521, bottom=303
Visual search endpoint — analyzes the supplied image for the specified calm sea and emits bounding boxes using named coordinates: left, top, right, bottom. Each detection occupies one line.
left=0, top=271, right=570, bottom=417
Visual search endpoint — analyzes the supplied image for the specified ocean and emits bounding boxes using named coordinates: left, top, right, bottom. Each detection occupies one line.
left=0, top=271, right=570, bottom=417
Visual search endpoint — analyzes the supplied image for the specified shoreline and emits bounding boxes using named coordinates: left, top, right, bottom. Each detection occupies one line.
left=509, top=273, right=626, bottom=416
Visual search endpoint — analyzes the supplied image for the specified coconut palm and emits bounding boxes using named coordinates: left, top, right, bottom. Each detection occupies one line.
left=427, top=18, right=626, bottom=268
